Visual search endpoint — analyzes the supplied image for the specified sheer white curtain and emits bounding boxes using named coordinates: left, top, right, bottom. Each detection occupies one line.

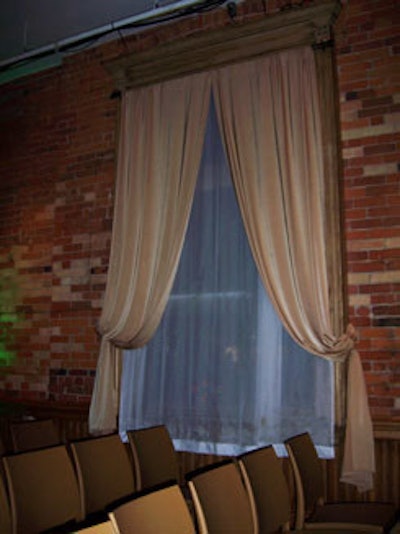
left=120, top=98, right=334, bottom=457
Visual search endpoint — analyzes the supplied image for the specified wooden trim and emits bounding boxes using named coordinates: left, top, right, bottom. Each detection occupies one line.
left=373, top=420, right=400, bottom=440
left=0, top=399, right=89, bottom=418
left=314, top=46, right=347, bottom=430
left=106, top=0, right=341, bottom=89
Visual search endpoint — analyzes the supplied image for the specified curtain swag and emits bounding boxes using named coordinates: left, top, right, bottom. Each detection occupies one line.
left=89, top=46, right=375, bottom=493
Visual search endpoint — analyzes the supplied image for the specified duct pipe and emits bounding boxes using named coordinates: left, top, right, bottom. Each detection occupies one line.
left=0, top=0, right=222, bottom=70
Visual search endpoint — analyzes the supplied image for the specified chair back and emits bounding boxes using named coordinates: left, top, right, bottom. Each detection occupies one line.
left=127, top=425, right=179, bottom=491
left=0, top=472, right=12, bottom=534
left=187, top=460, right=257, bottom=534
left=238, top=445, right=291, bottom=533
left=70, top=433, right=136, bottom=518
left=109, top=483, right=195, bottom=534
left=284, top=432, right=324, bottom=516
left=0, top=434, right=6, bottom=456
left=10, top=418, right=60, bottom=453
left=3, top=444, right=82, bottom=533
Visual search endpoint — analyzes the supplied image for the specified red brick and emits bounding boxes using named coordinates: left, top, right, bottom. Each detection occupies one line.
left=363, top=143, right=396, bottom=155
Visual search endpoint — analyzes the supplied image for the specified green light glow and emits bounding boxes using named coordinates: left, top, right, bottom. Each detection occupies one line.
left=0, top=313, right=19, bottom=365
left=1, top=313, right=18, bottom=323
left=0, top=342, right=15, bottom=366
left=0, top=274, right=22, bottom=366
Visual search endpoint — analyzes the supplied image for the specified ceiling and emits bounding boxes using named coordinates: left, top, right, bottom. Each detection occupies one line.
left=0, top=0, right=198, bottom=66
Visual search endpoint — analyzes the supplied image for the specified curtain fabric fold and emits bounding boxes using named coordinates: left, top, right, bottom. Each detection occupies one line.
left=212, top=47, right=374, bottom=491
left=89, top=72, right=212, bottom=433
left=341, top=347, right=375, bottom=492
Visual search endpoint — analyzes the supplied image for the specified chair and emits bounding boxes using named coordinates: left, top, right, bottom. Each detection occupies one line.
left=3, top=444, right=82, bottom=533
left=127, top=425, right=180, bottom=491
left=0, top=472, right=12, bottom=534
left=10, top=418, right=60, bottom=453
left=0, top=434, right=6, bottom=456
left=285, top=433, right=398, bottom=532
left=238, top=445, right=293, bottom=533
left=70, top=433, right=136, bottom=520
left=238, top=444, right=376, bottom=534
left=186, top=459, right=258, bottom=534
left=109, top=483, right=195, bottom=534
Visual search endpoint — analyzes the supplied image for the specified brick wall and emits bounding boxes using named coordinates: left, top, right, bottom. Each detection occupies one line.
left=0, top=0, right=398, bottom=419
left=0, top=46, right=120, bottom=401
left=335, top=0, right=400, bottom=419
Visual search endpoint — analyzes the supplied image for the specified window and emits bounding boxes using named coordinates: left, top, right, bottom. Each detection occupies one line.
left=120, top=98, right=334, bottom=457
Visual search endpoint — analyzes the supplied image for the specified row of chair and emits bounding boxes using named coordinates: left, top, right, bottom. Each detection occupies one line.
left=129, top=429, right=397, bottom=533
left=97, top=441, right=398, bottom=533
left=1, top=436, right=131, bottom=533
left=0, top=423, right=183, bottom=533
left=130, top=427, right=397, bottom=534
left=1, top=421, right=398, bottom=533
left=116, top=435, right=398, bottom=534
left=3, top=419, right=179, bottom=492
left=187, top=443, right=398, bottom=534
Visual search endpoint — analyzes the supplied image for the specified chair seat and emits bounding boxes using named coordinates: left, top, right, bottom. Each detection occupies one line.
left=309, top=502, right=398, bottom=531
